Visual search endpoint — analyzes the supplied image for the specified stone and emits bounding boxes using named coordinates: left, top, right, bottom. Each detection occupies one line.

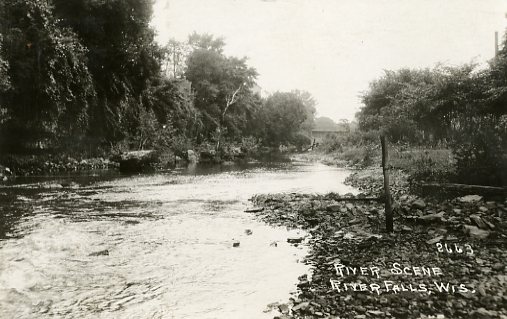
left=470, top=215, right=488, bottom=229
left=367, top=310, right=384, bottom=316
left=471, top=308, right=496, bottom=319
left=117, top=150, right=158, bottom=173
left=417, top=212, right=444, bottom=223
left=245, top=229, right=253, bottom=235
left=287, top=237, right=305, bottom=244
left=278, top=304, right=289, bottom=314
left=327, top=204, right=341, bottom=212
left=187, top=150, right=197, bottom=163
left=232, top=241, right=240, bottom=247
left=492, top=263, right=504, bottom=271
left=89, top=249, right=109, bottom=256
left=401, top=226, right=413, bottom=232
left=412, top=199, right=426, bottom=209
left=345, top=203, right=354, bottom=211
left=464, top=225, right=490, bottom=240
left=292, top=302, right=310, bottom=312
left=458, top=195, right=483, bottom=203
left=356, top=306, right=366, bottom=313
left=245, top=207, right=264, bottom=213
left=426, top=235, right=444, bottom=245
left=349, top=218, right=361, bottom=225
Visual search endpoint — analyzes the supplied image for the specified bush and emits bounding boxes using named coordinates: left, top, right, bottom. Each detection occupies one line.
left=240, top=136, right=261, bottom=154
left=292, top=132, right=312, bottom=151
left=405, top=150, right=456, bottom=185
left=449, top=115, right=507, bottom=186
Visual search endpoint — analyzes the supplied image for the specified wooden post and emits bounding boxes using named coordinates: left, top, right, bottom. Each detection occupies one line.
left=380, top=135, right=393, bottom=232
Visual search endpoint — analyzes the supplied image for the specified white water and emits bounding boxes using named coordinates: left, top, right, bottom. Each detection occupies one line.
left=0, top=161, right=356, bottom=319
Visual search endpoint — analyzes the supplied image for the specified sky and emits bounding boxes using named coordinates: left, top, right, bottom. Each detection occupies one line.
left=151, top=0, right=507, bottom=122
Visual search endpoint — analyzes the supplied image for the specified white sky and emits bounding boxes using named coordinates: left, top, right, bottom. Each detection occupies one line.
left=151, top=0, right=507, bottom=121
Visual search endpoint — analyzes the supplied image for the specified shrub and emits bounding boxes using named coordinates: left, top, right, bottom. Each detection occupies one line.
left=449, top=115, right=507, bottom=186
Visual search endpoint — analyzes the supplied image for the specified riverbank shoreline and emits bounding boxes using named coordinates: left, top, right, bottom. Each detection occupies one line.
left=248, top=155, right=506, bottom=319
left=0, top=145, right=293, bottom=180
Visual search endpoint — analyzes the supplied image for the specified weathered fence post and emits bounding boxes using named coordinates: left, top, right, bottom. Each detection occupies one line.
left=380, top=135, right=393, bottom=232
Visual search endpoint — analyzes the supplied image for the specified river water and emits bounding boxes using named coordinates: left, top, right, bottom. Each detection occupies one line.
left=0, top=161, right=356, bottom=319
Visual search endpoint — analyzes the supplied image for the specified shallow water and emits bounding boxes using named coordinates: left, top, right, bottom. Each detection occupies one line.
left=0, top=161, right=356, bottom=319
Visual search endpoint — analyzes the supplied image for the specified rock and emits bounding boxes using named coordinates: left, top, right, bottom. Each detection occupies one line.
left=345, top=203, right=354, bottom=211
left=356, top=306, right=366, bottom=313
left=492, top=262, right=504, bottom=271
left=417, top=211, right=444, bottom=223
left=471, top=308, right=496, bottom=319
left=426, top=235, right=444, bottom=245
left=187, top=150, right=197, bottom=163
left=287, top=237, right=305, bottom=244
left=245, top=207, right=264, bottom=213
left=278, top=304, right=289, bottom=314
left=367, top=310, right=384, bottom=316
left=464, top=225, right=490, bottom=239
left=401, top=226, right=413, bottom=232
left=470, top=215, right=488, bottom=230
left=349, top=218, right=361, bottom=225
left=232, top=241, right=240, bottom=247
left=292, top=302, right=310, bottom=312
left=270, top=241, right=278, bottom=247
left=245, top=229, right=253, bottom=235
left=458, top=195, right=483, bottom=203
left=327, top=204, right=341, bottom=212
left=89, top=249, right=109, bottom=256
left=117, top=150, right=158, bottom=173
left=484, top=220, right=495, bottom=229
left=412, top=199, right=426, bottom=209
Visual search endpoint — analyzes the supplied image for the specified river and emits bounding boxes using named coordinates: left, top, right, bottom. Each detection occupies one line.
left=0, top=160, right=356, bottom=319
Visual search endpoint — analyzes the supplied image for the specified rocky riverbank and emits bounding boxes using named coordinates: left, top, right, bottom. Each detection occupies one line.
left=0, top=155, right=118, bottom=179
left=247, top=168, right=507, bottom=319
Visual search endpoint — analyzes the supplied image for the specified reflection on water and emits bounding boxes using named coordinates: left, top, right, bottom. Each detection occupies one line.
left=0, top=161, right=356, bottom=319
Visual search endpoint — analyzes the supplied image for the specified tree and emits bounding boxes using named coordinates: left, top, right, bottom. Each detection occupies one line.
left=0, top=0, right=95, bottom=150
left=260, top=91, right=315, bottom=148
left=184, top=33, right=258, bottom=147
left=163, top=39, right=189, bottom=79
left=53, top=0, right=163, bottom=144
left=0, top=35, right=11, bottom=124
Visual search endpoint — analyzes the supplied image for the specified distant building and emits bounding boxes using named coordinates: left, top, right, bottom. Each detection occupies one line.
left=311, top=117, right=350, bottom=144
left=311, top=125, right=348, bottom=144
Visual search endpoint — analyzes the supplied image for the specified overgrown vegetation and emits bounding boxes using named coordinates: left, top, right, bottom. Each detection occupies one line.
left=317, top=31, right=507, bottom=186
left=0, top=0, right=315, bottom=166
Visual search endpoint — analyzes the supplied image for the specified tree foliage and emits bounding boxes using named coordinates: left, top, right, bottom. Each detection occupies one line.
left=258, top=91, right=315, bottom=149
left=356, top=30, right=507, bottom=185
left=0, top=0, right=95, bottom=149
left=0, top=1, right=317, bottom=158
left=185, top=33, right=258, bottom=142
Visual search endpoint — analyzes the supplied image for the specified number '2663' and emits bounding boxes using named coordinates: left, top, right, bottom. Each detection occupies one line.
left=436, top=243, right=473, bottom=255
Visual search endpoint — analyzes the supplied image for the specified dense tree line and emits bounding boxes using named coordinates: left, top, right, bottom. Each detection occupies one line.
left=0, top=0, right=315, bottom=156
left=356, top=31, right=507, bottom=185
